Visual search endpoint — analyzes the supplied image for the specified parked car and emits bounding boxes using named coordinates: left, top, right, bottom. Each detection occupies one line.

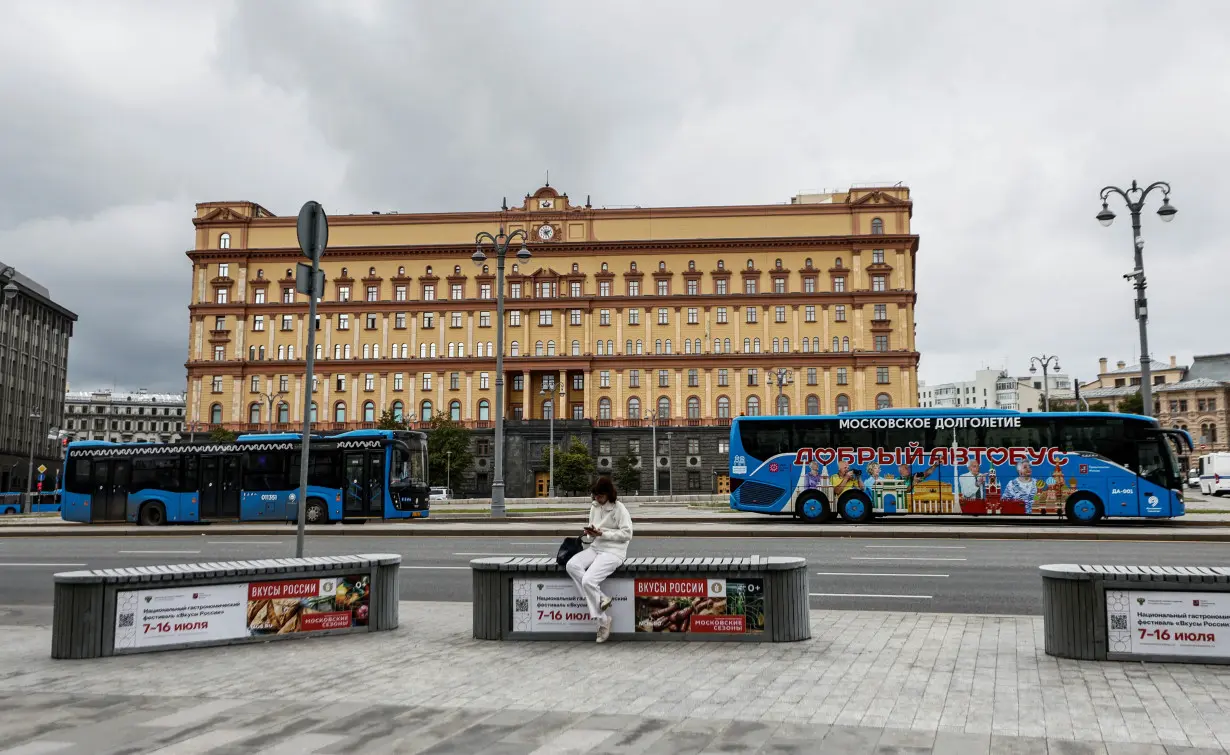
left=1188, top=470, right=1200, bottom=489
left=429, top=487, right=453, bottom=501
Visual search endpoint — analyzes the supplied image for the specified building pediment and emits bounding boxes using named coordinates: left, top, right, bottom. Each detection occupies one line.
left=850, top=190, right=908, bottom=207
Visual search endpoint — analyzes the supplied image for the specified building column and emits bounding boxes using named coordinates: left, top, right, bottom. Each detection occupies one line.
left=465, top=373, right=473, bottom=420
left=522, top=370, right=531, bottom=419
left=704, top=369, right=713, bottom=417
left=615, top=371, right=624, bottom=419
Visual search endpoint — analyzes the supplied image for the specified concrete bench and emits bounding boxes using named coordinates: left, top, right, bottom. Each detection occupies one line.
left=472, top=556, right=810, bottom=642
left=52, top=554, right=401, bottom=659
left=1040, top=564, right=1230, bottom=664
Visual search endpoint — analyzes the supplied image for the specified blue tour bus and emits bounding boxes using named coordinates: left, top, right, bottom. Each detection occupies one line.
left=0, top=491, right=62, bottom=515
left=729, top=409, right=1192, bottom=524
left=60, top=429, right=430, bottom=526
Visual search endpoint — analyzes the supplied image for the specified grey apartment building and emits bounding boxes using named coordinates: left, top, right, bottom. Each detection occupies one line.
left=0, top=264, right=77, bottom=492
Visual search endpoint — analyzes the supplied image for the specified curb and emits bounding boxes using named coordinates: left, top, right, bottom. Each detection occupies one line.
left=2, top=524, right=1229, bottom=542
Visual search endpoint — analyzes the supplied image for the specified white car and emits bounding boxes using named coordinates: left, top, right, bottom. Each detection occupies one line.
left=429, top=487, right=452, bottom=501
left=1188, top=470, right=1200, bottom=489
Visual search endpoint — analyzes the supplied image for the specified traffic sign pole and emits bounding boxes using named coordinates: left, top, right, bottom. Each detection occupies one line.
left=295, top=201, right=328, bottom=558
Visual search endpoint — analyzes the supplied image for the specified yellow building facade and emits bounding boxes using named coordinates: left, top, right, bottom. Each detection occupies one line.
left=185, top=185, right=919, bottom=434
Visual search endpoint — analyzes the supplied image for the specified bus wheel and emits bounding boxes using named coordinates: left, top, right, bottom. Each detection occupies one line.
left=1065, top=494, right=1103, bottom=524
left=138, top=502, right=166, bottom=527
left=796, top=493, right=832, bottom=524
left=838, top=493, right=873, bottom=524
left=305, top=499, right=329, bottom=524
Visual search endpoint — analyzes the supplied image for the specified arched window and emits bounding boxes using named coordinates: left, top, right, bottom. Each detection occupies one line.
left=665, top=339, right=672, bottom=355
left=309, top=402, right=318, bottom=423
left=687, top=396, right=701, bottom=419
left=876, top=393, right=892, bottom=410
left=449, top=400, right=461, bottom=421
left=447, top=343, right=456, bottom=358
left=572, top=339, right=581, bottom=356
left=743, top=338, right=751, bottom=353
left=249, top=404, right=261, bottom=424
left=511, top=341, right=520, bottom=356
left=753, top=338, right=761, bottom=353
left=344, top=344, right=352, bottom=359
left=420, top=400, right=433, bottom=421
left=547, top=340, right=556, bottom=356
left=219, top=233, right=231, bottom=249
left=334, top=402, right=347, bottom=422
left=597, top=341, right=605, bottom=356
left=535, top=341, right=544, bottom=357
left=627, top=397, right=641, bottom=420
left=776, top=395, right=790, bottom=416
left=812, top=337, right=820, bottom=352
left=606, top=340, right=613, bottom=355
left=657, top=396, right=671, bottom=418
left=806, top=395, right=820, bottom=415
left=805, top=257, right=813, bottom=268
left=842, top=337, right=850, bottom=352
left=693, top=338, right=701, bottom=353
left=572, top=262, right=579, bottom=272
left=688, top=260, right=696, bottom=270
left=364, top=344, right=371, bottom=359
left=453, top=265, right=460, bottom=275
left=783, top=337, right=790, bottom=352
left=636, top=340, right=643, bottom=355
left=316, top=343, right=323, bottom=359
left=625, top=339, right=633, bottom=354
left=418, top=344, right=427, bottom=359
left=717, top=396, right=731, bottom=418
left=717, top=259, right=725, bottom=269
left=746, top=258, right=754, bottom=269
left=486, top=342, right=493, bottom=357
left=836, top=394, right=850, bottom=413
left=775, top=258, right=782, bottom=269
left=712, top=339, right=721, bottom=354
left=477, top=400, right=490, bottom=422
left=684, top=340, right=693, bottom=355
left=871, top=217, right=884, bottom=234
left=835, top=257, right=843, bottom=268
left=723, top=338, right=731, bottom=353
left=832, top=337, right=840, bottom=352
left=392, top=401, right=404, bottom=421
left=210, top=403, right=222, bottom=424
left=630, top=261, right=637, bottom=271
left=398, top=266, right=405, bottom=275
left=772, top=338, right=780, bottom=353
left=598, top=398, right=612, bottom=420
left=277, top=402, right=290, bottom=423
left=341, top=267, right=349, bottom=277
left=258, top=346, right=265, bottom=360
left=363, top=401, right=375, bottom=422
left=746, top=396, right=760, bottom=416
left=655, top=339, right=662, bottom=355
left=278, top=345, right=286, bottom=360
left=601, top=262, right=609, bottom=271
left=428, top=344, right=436, bottom=358
left=802, top=338, right=811, bottom=354
left=248, top=346, right=256, bottom=360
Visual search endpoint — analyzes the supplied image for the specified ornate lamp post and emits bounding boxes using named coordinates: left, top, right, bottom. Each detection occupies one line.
left=767, top=368, right=793, bottom=415
left=472, top=224, right=530, bottom=517
left=1097, top=181, right=1177, bottom=417
left=1029, top=355, right=1061, bottom=412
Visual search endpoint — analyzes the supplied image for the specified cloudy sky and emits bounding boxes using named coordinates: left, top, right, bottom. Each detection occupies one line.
left=3, top=0, right=1227, bottom=394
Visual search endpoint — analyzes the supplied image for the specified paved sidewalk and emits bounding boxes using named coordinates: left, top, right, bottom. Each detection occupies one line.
left=1, top=603, right=1228, bottom=753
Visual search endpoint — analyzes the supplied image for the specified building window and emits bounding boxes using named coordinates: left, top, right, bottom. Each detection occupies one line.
left=599, top=370, right=611, bottom=388
left=687, top=279, right=699, bottom=295
left=658, top=370, right=670, bottom=388
left=657, top=397, right=671, bottom=419
left=394, top=285, right=407, bottom=301
left=773, top=278, right=786, bottom=294
left=747, top=368, right=759, bottom=387
left=842, top=337, right=850, bottom=352
left=476, top=399, right=490, bottom=422
left=873, top=249, right=885, bottom=264
left=449, top=400, right=461, bottom=421
left=871, top=217, right=884, bottom=234
left=836, top=394, right=850, bottom=413
left=716, top=279, right=728, bottom=296
left=775, top=306, right=786, bottom=323
left=337, top=313, right=350, bottom=330
left=213, top=345, right=225, bottom=361
left=282, top=288, right=294, bottom=303
left=538, top=310, right=553, bottom=326
left=746, top=396, right=760, bottom=416
left=627, top=397, right=641, bottom=419
left=334, top=402, right=347, bottom=423
left=422, top=373, right=432, bottom=391
left=252, top=315, right=264, bottom=332
left=210, top=404, right=223, bottom=424
left=874, top=304, right=888, bottom=321
left=872, top=275, right=886, bottom=292
left=254, top=289, right=266, bottom=304
left=568, top=309, right=582, bottom=326
left=744, top=279, right=757, bottom=295
left=833, top=277, right=845, bottom=293
left=420, top=401, right=433, bottom=420
left=657, top=280, right=669, bottom=296
left=368, top=313, right=379, bottom=329
left=718, top=369, right=728, bottom=387
left=837, top=368, right=848, bottom=385
left=599, top=280, right=611, bottom=297
left=628, top=308, right=640, bottom=326
left=776, top=395, right=789, bottom=416
left=421, top=312, right=434, bottom=329
left=834, top=305, right=847, bottom=322
left=365, top=285, right=379, bottom=302
left=804, top=305, right=816, bottom=323
left=686, top=307, right=699, bottom=325
left=212, top=376, right=224, bottom=393
left=423, top=284, right=435, bottom=301
left=658, top=308, right=669, bottom=325
left=717, top=396, right=731, bottom=418
left=806, top=368, right=817, bottom=385
left=876, top=393, right=892, bottom=410
left=394, top=373, right=404, bottom=390
left=746, top=308, right=757, bottom=324
left=874, top=335, right=889, bottom=352
left=877, top=367, right=890, bottom=384
left=688, top=369, right=699, bottom=387
left=629, top=370, right=640, bottom=388
left=806, top=395, right=819, bottom=414
left=627, top=280, right=640, bottom=297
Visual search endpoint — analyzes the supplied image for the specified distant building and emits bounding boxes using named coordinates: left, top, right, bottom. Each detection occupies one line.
left=1081, top=356, right=1186, bottom=412
left=918, top=368, right=1073, bottom=412
left=63, top=389, right=187, bottom=444
left=1155, top=354, right=1230, bottom=458
left=0, top=263, right=77, bottom=492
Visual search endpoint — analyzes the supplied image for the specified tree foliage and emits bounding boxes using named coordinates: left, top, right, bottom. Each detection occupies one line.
left=541, top=439, right=596, bottom=496
left=427, top=416, right=472, bottom=488
left=209, top=427, right=238, bottom=443
left=1117, top=390, right=1145, bottom=415
left=376, top=409, right=407, bottom=430
left=1047, top=398, right=1111, bottom=413
left=613, top=453, right=642, bottom=495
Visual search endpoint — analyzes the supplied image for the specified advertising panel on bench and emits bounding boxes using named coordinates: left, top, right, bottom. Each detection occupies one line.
left=114, top=575, right=371, bottom=650
left=1106, top=590, right=1230, bottom=659
left=512, top=578, right=635, bottom=633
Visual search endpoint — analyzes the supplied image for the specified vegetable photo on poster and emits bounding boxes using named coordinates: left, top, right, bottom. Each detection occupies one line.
left=634, top=578, right=764, bottom=633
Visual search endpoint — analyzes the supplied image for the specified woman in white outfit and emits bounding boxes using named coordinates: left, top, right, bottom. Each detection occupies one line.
left=566, top=478, right=633, bottom=643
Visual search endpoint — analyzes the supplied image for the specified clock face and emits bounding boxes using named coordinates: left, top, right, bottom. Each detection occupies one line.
left=537, top=224, right=554, bottom=241
left=538, top=199, right=554, bottom=209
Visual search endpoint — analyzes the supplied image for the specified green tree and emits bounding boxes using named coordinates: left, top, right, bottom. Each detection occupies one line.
left=376, top=409, right=407, bottom=430
left=426, top=415, right=472, bottom=489
left=1118, top=390, right=1144, bottom=415
left=613, top=453, right=642, bottom=495
left=1089, top=401, right=1110, bottom=412
left=542, top=439, right=596, bottom=495
left=209, top=427, right=238, bottom=443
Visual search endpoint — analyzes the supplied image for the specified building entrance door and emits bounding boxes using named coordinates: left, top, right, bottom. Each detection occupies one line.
left=535, top=472, right=549, bottom=497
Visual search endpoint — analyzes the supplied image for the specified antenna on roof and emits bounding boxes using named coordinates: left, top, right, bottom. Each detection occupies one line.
left=501, top=197, right=508, bottom=211
left=545, top=170, right=549, bottom=187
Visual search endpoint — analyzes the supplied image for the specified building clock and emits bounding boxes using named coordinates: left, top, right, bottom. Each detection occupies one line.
left=537, top=224, right=555, bottom=241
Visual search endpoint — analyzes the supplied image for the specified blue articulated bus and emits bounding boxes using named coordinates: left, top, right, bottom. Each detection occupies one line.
left=729, top=409, right=1192, bottom=524
left=60, top=429, right=430, bottom=526
left=0, top=492, right=61, bottom=515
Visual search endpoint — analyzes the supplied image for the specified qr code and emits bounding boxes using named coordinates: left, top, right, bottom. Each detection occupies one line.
left=118, top=613, right=135, bottom=628
left=1110, top=614, right=1128, bottom=630
left=515, top=599, right=529, bottom=613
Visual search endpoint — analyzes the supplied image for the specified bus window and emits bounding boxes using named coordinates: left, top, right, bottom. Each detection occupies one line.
left=243, top=452, right=288, bottom=491
left=1053, top=418, right=1133, bottom=468
left=65, top=458, right=92, bottom=494
left=183, top=455, right=199, bottom=492
left=795, top=421, right=829, bottom=451
left=738, top=420, right=794, bottom=462
left=132, top=457, right=181, bottom=492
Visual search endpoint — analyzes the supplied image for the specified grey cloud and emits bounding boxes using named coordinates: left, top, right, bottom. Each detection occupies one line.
left=1, top=0, right=1228, bottom=393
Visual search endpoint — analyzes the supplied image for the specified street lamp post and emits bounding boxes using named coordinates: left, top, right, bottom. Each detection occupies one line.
left=446, top=450, right=452, bottom=493
left=1029, top=355, right=1061, bottom=412
left=767, top=368, right=793, bottom=415
left=472, top=223, right=531, bottom=518
left=260, top=389, right=286, bottom=432
left=0, top=267, right=21, bottom=441
left=1097, top=181, right=1177, bottom=418
left=665, top=431, right=674, bottom=495
left=540, top=384, right=565, bottom=498
left=24, top=409, right=41, bottom=514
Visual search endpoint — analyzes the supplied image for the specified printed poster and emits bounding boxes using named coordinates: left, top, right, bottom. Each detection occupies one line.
left=634, top=578, right=765, bottom=634
left=113, top=575, right=371, bottom=650
left=1106, top=590, right=1230, bottom=658
left=511, top=577, right=634, bottom=633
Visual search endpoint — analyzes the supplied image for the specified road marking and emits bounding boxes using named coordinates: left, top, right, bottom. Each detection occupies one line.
left=0, top=563, right=86, bottom=568
left=207, top=541, right=285, bottom=545
left=811, top=592, right=933, bottom=599
left=850, top=557, right=966, bottom=561
left=816, top=572, right=948, bottom=578
left=119, top=550, right=202, bottom=555
left=861, top=548, right=964, bottom=553
left=400, top=566, right=469, bottom=570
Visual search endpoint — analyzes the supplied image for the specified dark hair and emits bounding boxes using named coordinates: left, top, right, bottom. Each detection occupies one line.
left=591, top=477, right=617, bottom=503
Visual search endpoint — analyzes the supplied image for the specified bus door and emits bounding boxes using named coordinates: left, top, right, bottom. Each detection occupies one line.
left=343, top=450, right=385, bottom=517
left=90, top=458, right=131, bottom=522
left=1134, top=438, right=1173, bottom=516
left=200, top=455, right=241, bottom=519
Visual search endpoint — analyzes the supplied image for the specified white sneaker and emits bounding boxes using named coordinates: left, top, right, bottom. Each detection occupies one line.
left=596, top=615, right=612, bottom=643
left=599, top=595, right=613, bottom=613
